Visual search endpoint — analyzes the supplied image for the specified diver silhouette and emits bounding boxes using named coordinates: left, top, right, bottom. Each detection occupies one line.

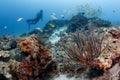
left=26, top=10, right=43, bottom=29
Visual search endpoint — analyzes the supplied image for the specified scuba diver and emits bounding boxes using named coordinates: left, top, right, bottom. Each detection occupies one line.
left=26, top=10, right=43, bottom=29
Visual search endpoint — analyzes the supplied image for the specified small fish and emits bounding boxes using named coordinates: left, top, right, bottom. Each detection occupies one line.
left=63, top=10, right=71, bottom=15
left=50, top=15, right=57, bottom=20
left=50, top=23, right=55, bottom=28
left=17, top=17, right=23, bottom=22
left=60, top=14, right=64, bottom=18
left=35, top=27, right=43, bottom=32
left=3, top=26, right=7, bottom=29
left=113, top=10, right=116, bottom=13
left=51, top=12, right=56, bottom=16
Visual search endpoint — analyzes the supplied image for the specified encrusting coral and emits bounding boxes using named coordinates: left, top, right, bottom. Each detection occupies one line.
left=11, top=34, right=58, bottom=80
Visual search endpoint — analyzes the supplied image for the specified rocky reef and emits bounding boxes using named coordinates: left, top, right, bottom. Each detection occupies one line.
left=66, top=13, right=112, bottom=33
left=0, top=12, right=120, bottom=80
left=53, top=27, right=120, bottom=79
left=14, top=35, right=58, bottom=80
left=0, top=28, right=119, bottom=80
left=24, top=12, right=112, bottom=47
left=0, top=35, right=17, bottom=50
left=43, top=20, right=69, bottom=35
left=0, top=35, right=58, bottom=80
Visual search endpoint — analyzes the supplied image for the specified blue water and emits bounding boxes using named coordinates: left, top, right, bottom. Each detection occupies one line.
left=0, top=0, right=120, bottom=36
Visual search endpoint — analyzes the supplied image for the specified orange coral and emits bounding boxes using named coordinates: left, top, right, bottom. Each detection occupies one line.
left=17, top=34, right=39, bottom=58
left=15, top=35, right=57, bottom=80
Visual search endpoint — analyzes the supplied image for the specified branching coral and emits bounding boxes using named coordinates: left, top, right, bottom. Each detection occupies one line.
left=61, top=30, right=107, bottom=71
left=15, top=34, right=58, bottom=80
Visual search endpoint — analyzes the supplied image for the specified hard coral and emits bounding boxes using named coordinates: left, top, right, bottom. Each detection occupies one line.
left=17, top=34, right=39, bottom=58
left=0, top=59, right=19, bottom=80
left=96, top=27, right=120, bottom=70
left=0, top=51, right=10, bottom=62
left=0, top=35, right=17, bottom=50
left=67, top=13, right=88, bottom=33
left=16, top=35, right=57, bottom=80
left=77, top=27, right=120, bottom=72
left=93, top=62, right=120, bottom=80
left=108, top=27, right=120, bottom=39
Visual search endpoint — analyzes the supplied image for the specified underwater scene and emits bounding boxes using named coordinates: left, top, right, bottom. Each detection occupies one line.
left=0, top=0, right=120, bottom=80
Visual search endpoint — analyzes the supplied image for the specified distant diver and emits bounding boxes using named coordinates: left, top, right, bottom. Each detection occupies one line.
left=26, top=10, right=43, bottom=29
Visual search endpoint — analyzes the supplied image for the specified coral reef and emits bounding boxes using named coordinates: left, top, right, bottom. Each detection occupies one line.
left=15, top=34, right=58, bottom=80
left=0, top=59, right=19, bottom=80
left=67, top=13, right=112, bottom=33
left=0, top=51, right=10, bottom=62
left=0, top=35, right=17, bottom=50
left=22, top=20, right=69, bottom=46
left=93, top=27, right=120, bottom=80
left=25, top=12, right=112, bottom=46
left=17, top=34, right=39, bottom=58
left=0, top=34, right=58, bottom=80
left=108, top=27, right=120, bottom=39
left=59, top=30, right=106, bottom=73
left=0, top=35, right=21, bottom=79
left=95, top=27, right=120, bottom=70
left=55, top=27, right=120, bottom=79
left=43, top=20, right=69, bottom=35
left=93, top=63, right=120, bottom=80
left=49, top=26, right=67, bottom=44
left=0, top=11, right=120, bottom=80
left=88, top=17, right=112, bottom=28
left=0, top=35, right=24, bottom=62
left=67, top=13, right=88, bottom=33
